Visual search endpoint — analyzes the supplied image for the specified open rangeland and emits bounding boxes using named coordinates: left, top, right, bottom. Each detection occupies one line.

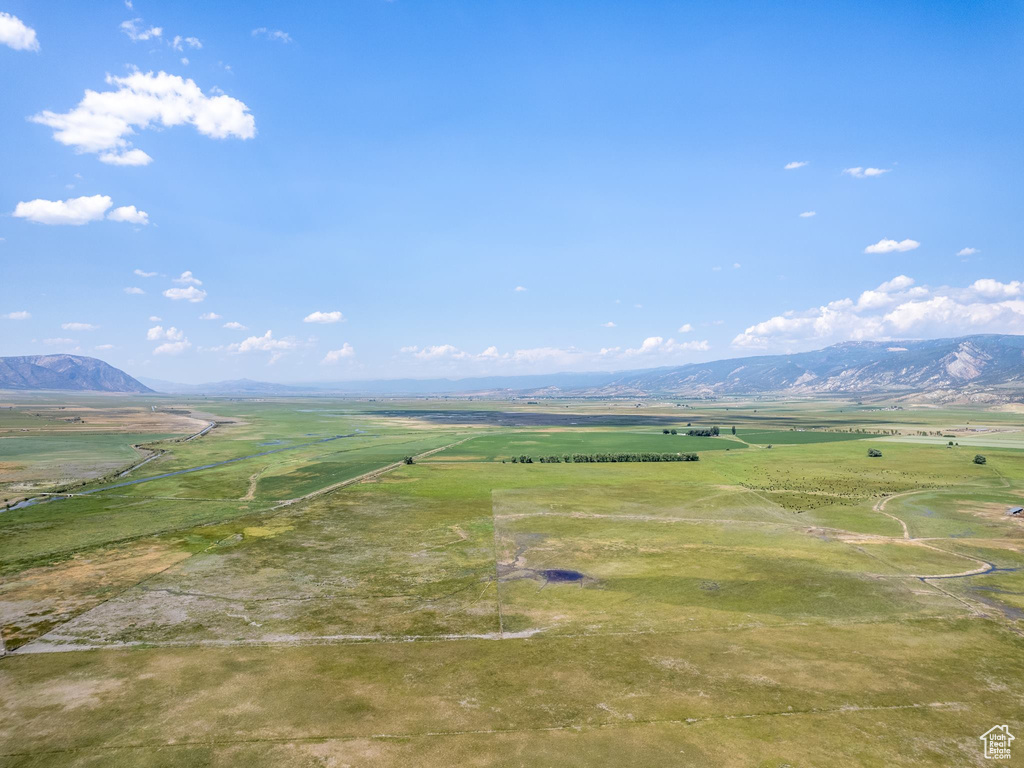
left=1, top=396, right=1022, bottom=766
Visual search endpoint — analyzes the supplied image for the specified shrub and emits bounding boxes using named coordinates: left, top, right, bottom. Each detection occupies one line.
left=867, top=448, right=882, bottom=458
left=403, top=456, right=415, bottom=465
left=974, top=454, right=987, bottom=465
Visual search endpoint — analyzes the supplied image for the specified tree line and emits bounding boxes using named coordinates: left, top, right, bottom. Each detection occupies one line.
left=507, top=452, right=699, bottom=464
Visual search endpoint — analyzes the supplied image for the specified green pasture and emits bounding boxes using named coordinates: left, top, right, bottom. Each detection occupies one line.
left=735, top=428, right=879, bottom=444
left=427, top=429, right=742, bottom=461
left=1, top=395, right=1023, bottom=766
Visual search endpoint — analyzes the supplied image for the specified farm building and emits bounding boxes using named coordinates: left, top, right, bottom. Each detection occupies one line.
left=1006, top=506, right=1023, bottom=517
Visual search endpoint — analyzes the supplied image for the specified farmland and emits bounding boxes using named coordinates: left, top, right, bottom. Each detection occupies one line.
left=1, top=394, right=1023, bottom=766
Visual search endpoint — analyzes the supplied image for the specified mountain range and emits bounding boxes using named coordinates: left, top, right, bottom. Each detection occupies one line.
left=0, top=355, right=152, bottom=393
left=4, top=335, right=1024, bottom=401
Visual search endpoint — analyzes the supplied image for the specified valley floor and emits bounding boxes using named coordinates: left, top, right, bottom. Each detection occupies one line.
left=1, top=396, right=1022, bottom=766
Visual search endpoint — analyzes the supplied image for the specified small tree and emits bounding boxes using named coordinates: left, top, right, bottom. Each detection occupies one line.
left=731, top=426, right=736, bottom=435
left=974, top=454, right=987, bottom=465
left=670, top=429, right=677, bottom=435
left=662, top=429, right=671, bottom=434
left=403, top=456, right=414, bottom=465
left=867, top=448, right=882, bottom=458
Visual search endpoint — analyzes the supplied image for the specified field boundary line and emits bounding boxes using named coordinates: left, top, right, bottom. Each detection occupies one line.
left=490, top=491, right=505, bottom=638
left=271, top=435, right=475, bottom=509
left=6, top=435, right=474, bottom=654
left=13, top=613, right=972, bottom=655
left=0, top=701, right=963, bottom=759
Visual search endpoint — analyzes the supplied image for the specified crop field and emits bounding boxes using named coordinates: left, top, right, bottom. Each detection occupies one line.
left=428, top=429, right=744, bottom=461
left=734, top=428, right=882, bottom=445
left=1, top=395, right=1023, bottom=766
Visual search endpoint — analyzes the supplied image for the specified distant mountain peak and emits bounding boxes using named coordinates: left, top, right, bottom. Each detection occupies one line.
left=0, top=354, right=152, bottom=393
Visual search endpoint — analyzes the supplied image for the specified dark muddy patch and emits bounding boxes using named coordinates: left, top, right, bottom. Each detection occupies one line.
left=967, top=590, right=1024, bottom=621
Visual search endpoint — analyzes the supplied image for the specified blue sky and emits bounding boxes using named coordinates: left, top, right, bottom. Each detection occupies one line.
left=1, top=0, right=1022, bottom=383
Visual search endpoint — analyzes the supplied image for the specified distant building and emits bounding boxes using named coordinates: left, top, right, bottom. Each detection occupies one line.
left=1007, top=507, right=1023, bottom=516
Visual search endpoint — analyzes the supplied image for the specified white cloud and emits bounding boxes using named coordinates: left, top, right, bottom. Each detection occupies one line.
left=32, top=70, right=256, bottom=164
left=514, top=286, right=527, bottom=292
left=223, top=321, right=248, bottom=330
left=322, top=344, right=355, bottom=364
left=3, top=311, right=30, bottom=320
left=43, top=337, right=76, bottom=347
left=62, top=322, right=97, bottom=331
left=622, top=336, right=710, bottom=356
left=107, top=205, right=149, bottom=225
left=412, top=344, right=465, bottom=360
left=95, top=344, right=115, bottom=351
left=971, top=278, right=1023, bottom=299
left=799, top=211, right=816, bottom=218
left=124, top=286, right=147, bottom=294
left=399, top=336, right=710, bottom=373
left=228, top=331, right=297, bottom=363
left=148, top=325, right=191, bottom=355
left=13, top=195, right=146, bottom=225
left=163, top=286, right=207, bottom=302
left=100, top=149, right=153, bottom=166
left=148, top=315, right=162, bottom=322
left=171, top=35, right=202, bottom=51
left=732, top=274, right=1024, bottom=351
left=601, top=321, right=616, bottom=328
left=174, top=270, right=202, bottom=285
left=957, top=247, right=979, bottom=257
left=134, top=269, right=157, bottom=277
left=843, top=167, right=891, bottom=179
left=677, top=323, right=693, bottom=333
left=784, top=161, right=808, bottom=170
left=864, top=238, right=920, bottom=254
left=120, top=18, right=162, bottom=41
left=0, top=11, right=39, bottom=51
left=153, top=340, right=191, bottom=355
left=303, top=310, right=345, bottom=324
left=13, top=195, right=112, bottom=225
left=147, top=325, right=184, bottom=341
left=199, top=311, right=221, bottom=320
left=733, top=262, right=741, bottom=269
left=252, top=27, right=292, bottom=43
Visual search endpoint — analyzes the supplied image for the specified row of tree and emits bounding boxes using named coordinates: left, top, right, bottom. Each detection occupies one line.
left=508, top=452, right=700, bottom=464
left=662, top=426, right=734, bottom=436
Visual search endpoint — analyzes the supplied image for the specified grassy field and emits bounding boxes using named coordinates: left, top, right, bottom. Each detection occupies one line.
left=1, top=395, right=1022, bottom=766
left=428, top=429, right=745, bottom=461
